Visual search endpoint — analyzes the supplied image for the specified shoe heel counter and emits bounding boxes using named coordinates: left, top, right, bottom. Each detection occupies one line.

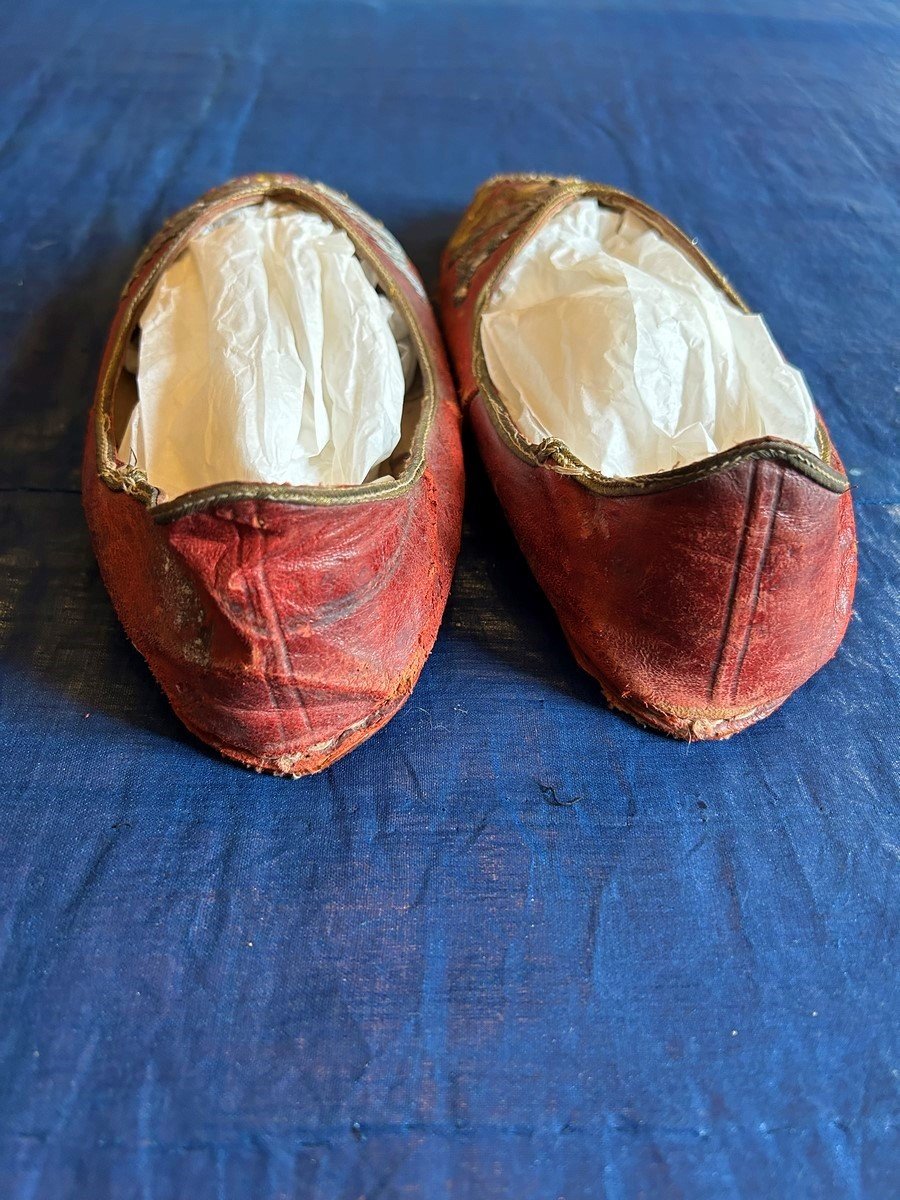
left=534, top=449, right=854, bottom=740
left=705, top=459, right=856, bottom=715
left=613, top=457, right=856, bottom=737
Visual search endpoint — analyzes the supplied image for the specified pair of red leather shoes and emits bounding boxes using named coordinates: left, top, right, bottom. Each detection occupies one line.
left=83, top=174, right=856, bottom=774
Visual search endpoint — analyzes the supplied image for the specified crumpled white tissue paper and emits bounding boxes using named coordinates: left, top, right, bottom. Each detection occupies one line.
left=120, top=201, right=415, bottom=500
left=480, top=198, right=818, bottom=477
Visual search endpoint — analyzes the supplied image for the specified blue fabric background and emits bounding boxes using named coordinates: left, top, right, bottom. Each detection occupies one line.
left=0, top=2, right=897, bottom=1196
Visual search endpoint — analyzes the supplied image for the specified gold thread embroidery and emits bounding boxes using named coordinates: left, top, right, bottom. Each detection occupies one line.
left=445, top=177, right=573, bottom=305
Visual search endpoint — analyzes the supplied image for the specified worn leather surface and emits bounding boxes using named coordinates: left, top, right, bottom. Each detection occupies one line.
left=83, top=178, right=464, bottom=774
left=439, top=176, right=858, bottom=738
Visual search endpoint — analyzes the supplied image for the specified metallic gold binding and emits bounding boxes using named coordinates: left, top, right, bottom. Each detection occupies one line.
left=460, top=173, right=849, bottom=496
left=95, top=175, right=440, bottom=523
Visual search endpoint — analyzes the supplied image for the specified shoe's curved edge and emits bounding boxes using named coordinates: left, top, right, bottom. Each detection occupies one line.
left=477, top=387, right=848, bottom=498
left=564, top=627, right=792, bottom=741
left=170, top=674, right=415, bottom=778
left=603, top=690, right=789, bottom=743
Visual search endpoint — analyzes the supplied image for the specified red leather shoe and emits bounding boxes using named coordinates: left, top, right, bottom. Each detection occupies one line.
left=439, top=174, right=856, bottom=739
left=84, top=174, right=463, bottom=775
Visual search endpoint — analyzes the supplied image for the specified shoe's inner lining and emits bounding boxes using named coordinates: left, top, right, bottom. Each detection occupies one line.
left=481, top=197, right=819, bottom=478
left=117, top=200, right=419, bottom=501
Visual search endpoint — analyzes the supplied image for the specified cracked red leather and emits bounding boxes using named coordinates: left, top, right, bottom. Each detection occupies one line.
left=83, top=176, right=464, bottom=775
left=439, top=176, right=857, bottom=739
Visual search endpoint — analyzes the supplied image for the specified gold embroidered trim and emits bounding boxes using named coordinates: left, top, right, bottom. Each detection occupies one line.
left=445, top=176, right=580, bottom=304
left=459, top=173, right=849, bottom=496
left=96, top=174, right=440, bottom=523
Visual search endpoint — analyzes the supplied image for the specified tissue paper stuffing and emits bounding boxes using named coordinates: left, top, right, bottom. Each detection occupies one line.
left=120, top=201, right=415, bottom=500
left=481, top=198, right=818, bottom=478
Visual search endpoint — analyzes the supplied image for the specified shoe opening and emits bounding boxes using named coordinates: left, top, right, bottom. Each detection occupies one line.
left=113, top=200, right=422, bottom=502
left=480, top=197, right=820, bottom=479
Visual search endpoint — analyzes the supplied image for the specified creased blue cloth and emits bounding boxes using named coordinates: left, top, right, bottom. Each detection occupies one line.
left=0, top=2, right=897, bottom=1197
